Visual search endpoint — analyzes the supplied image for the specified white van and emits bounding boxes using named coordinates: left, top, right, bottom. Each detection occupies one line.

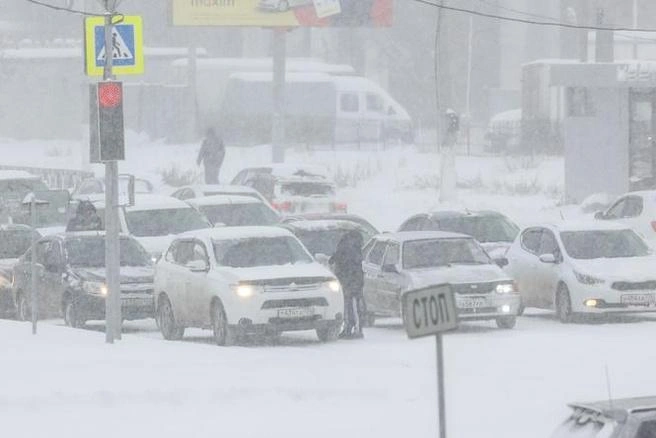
left=219, top=72, right=413, bottom=146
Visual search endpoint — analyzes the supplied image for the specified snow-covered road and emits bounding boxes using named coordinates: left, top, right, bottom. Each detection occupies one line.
left=3, top=312, right=656, bottom=438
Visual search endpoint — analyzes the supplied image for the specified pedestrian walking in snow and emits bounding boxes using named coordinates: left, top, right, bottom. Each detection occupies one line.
left=197, top=128, right=225, bottom=185
left=330, top=230, right=365, bottom=339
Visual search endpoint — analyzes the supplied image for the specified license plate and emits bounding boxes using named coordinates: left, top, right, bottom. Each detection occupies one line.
left=121, top=297, right=153, bottom=307
left=277, top=307, right=314, bottom=318
left=458, top=297, right=486, bottom=309
left=621, top=294, right=654, bottom=306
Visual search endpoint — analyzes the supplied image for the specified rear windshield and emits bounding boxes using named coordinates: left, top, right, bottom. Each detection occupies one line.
left=199, top=203, right=279, bottom=226
left=280, top=182, right=335, bottom=197
left=125, top=208, right=209, bottom=237
left=436, top=215, right=519, bottom=243
left=213, top=236, right=313, bottom=268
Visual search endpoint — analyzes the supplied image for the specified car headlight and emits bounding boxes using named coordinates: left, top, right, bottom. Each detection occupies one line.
left=233, top=284, right=263, bottom=299
left=325, top=280, right=341, bottom=293
left=495, top=282, right=516, bottom=294
left=83, top=281, right=107, bottom=297
left=574, top=271, right=605, bottom=285
left=150, top=252, right=162, bottom=264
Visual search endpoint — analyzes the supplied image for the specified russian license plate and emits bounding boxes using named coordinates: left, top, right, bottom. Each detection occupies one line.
left=121, top=297, right=152, bottom=307
left=277, top=307, right=314, bottom=318
left=458, top=297, right=486, bottom=309
left=621, top=294, right=654, bottom=306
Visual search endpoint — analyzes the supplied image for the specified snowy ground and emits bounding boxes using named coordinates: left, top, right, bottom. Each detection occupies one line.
left=0, top=134, right=638, bottom=437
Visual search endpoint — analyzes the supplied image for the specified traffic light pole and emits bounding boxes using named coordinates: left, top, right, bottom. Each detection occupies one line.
left=103, top=6, right=121, bottom=343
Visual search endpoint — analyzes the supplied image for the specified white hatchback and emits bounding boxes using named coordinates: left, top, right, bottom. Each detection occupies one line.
left=154, top=226, right=344, bottom=345
left=505, top=220, right=656, bottom=322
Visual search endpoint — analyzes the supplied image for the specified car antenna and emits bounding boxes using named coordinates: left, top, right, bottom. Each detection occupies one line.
left=605, top=364, right=614, bottom=410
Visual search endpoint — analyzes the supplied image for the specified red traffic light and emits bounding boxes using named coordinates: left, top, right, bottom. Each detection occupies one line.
left=98, top=82, right=122, bottom=108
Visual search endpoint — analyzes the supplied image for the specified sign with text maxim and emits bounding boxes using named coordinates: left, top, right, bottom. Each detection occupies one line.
left=171, top=0, right=393, bottom=27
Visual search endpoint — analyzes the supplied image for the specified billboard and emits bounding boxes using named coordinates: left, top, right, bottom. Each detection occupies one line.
left=171, top=0, right=393, bottom=27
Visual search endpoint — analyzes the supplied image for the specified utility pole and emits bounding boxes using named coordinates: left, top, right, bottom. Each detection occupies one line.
left=633, top=0, right=639, bottom=59
left=103, top=0, right=121, bottom=343
left=272, top=28, right=286, bottom=163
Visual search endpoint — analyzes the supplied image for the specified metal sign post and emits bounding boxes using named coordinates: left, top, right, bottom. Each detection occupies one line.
left=402, top=285, right=458, bottom=438
left=30, top=196, right=38, bottom=335
left=272, top=28, right=286, bottom=164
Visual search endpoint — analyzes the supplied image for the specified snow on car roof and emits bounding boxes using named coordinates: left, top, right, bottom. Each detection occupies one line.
left=92, top=195, right=192, bottom=211
left=0, top=170, right=40, bottom=180
left=284, top=220, right=361, bottom=232
left=570, top=396, right=656, bottom=415
left=380, top=231, right=471, bottom=242
left=549, top=220, right=631, bottom=232
left=179, top=226, right=293, bottom=241
left=186, top=195, right=262, bottom=207
left=246, top=164, right=329, bottom=179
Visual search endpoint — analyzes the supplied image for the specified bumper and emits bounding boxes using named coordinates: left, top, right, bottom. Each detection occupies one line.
left=571, top=285, right=656, bottom=314
left=232, top=315, right=343, bottom=335
left=73, top=294, right=155, bottom=321
left=455, top=293, right=521, bottom=321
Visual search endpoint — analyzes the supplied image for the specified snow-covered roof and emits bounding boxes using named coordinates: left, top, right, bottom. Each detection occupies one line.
left=0, top=170, right=40, bottom=181
left=92, top=195, right=191, bottom=211
left=193, top=184, right=259, bottom=195
left=379, top=231, right=471, bottom=242
left=180, top=226, right=293, bottom=241
left=230, top=72, right=334, bottom=83
left=284, top=220, right=361, bottom=232
left=186, top=195, right=262, bottom=207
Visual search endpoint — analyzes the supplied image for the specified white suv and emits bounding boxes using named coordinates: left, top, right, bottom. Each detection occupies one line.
left=154, top=226, right=344, bottom=345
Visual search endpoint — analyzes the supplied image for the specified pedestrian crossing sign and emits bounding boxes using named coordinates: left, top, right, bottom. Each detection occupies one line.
left=84, top=15, right=144, bottom=76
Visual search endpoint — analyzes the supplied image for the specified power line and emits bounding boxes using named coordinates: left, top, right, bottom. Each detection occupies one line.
left=412, top=0, right=656, bottom=33
left=476, top=0, right=559, bottom=23
left=24, top=0, right=103, bottom=16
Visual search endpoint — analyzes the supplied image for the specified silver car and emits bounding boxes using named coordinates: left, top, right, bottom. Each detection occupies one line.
left=362, top=231, right=521, bottom=329
left=552, top=397, right=656, bottom=438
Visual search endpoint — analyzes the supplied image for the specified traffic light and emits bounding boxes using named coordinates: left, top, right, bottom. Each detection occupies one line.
left=447, top=112, right=460, bottom=133
left=89, top=81, right=125, bottom=162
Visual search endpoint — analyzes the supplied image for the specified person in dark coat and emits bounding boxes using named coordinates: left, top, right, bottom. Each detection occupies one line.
left=197, top=128, right=226, bottom=184
left=66, top=200, right=102, bottom=232
left=330, top=230, right=365, bottom=339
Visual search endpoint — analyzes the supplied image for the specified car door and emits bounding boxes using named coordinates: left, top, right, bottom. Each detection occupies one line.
left=534, top=229, right=563, bottom=308
left=362, top=239, right=389, bottom=315
left=507, top=228, right=543, bottom=308
left=183, top=239, right=212, bottom=326
left=37, top=239, right=66, bottom=317
left=377, top=241, right=403, bottom=311
left=162, top=239, right=194, bottom=325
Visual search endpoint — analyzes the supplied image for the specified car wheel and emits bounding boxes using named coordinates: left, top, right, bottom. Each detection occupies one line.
left=157, top=296, right=185, bottom=340
left=316, top=324, right=340, bottom=342
left=16, top=293, right=29, bottom=322
left=496, top=315, right=516, bottom=329
left=556, top=285, right=573, bottom=324
left=278, top=0, right=289, bottom=12
left=211, top=301, right=234, bottom=346
left=63, top=296, right=84, bottom=328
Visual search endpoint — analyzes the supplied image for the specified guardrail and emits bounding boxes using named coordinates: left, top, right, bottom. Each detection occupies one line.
left=0, top=165, right=94, bottom=190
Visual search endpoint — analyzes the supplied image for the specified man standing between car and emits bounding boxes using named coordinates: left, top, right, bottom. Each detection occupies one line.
left=197, top=128, right=225, bottom=184
left=330, top=230, right=365, bottom=339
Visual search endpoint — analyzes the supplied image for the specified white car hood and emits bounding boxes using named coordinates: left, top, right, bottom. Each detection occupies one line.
left=407, top=264, right=510, bottom=289
left=222, top=262, right=334, bottom=283
left=573, top=256, right=656, bottom=282
left=135, top=236, right=175, bottom=256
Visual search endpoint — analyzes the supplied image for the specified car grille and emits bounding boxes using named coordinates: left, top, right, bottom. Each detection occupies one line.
left=612, top=281, right=656, bottom=291
left=458, top=306, right=497, bottom=314
left=261, top=298, right=329, bottom=309
left=246, top=277, right=330, bottom=293
left=452, top=282, right=497, bottom=295
left=121, top=284, right=154, bottom=295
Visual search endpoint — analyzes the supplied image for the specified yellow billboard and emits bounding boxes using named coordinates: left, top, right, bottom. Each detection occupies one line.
left=171, top=0, right=393, bottom=27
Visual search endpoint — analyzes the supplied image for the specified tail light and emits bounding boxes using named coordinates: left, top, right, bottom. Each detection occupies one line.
left=272, top=201, right=293, bottom=212
left=333, top=202, right=348, bottom=213
left=651, top=221, right=656, bottom=232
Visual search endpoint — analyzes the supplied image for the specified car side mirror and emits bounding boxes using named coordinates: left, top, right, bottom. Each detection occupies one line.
left=382, top=264, right=399, bottom=274
left=539, top=254, right=557, bottom=264
left=494, top=257, right=509, bottom=268
left=186, top=260, right=209, bottom=273
left=594, top=211, right=606, bottom=220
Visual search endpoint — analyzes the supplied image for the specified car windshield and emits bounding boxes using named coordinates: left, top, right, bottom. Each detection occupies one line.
left=403, top=238, right=491, bottom=269
left=125, top=208, right=209, bottom=237
left=199, top=203, right=279, bottom=226
left=294, top=228, right=363, bottom=256
left=551, top=413, right=616, bottom=438
left=213, top=236, right=313, bottom=268
left=560, top=230, right=650, bottom=259
left=279, top=182, right=335, bottom=197
left=65, top=237, right=151, bottom=267
left=436, top=215, right=519, bottom=243
left=0, top=229, right=35, bottom=258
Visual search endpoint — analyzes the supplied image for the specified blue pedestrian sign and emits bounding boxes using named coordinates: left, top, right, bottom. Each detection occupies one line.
left=84, top=16, right=144, bottom=76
